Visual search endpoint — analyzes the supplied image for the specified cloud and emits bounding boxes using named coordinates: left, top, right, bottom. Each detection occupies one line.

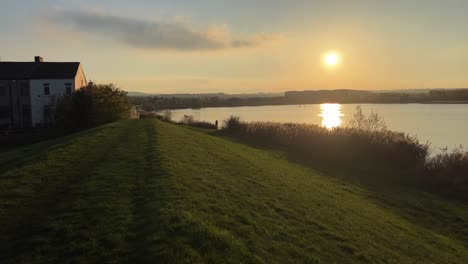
left=44, top=9, right=273, bottom=51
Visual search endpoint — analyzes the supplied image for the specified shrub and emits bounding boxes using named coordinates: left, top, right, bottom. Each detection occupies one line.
left=223, top=116, right=243, bottom=132
left=347, top=105, right=387, bottom=131
left=424, top=147, right=468, bottom=200
left=49, top=82, right=130, bottom=131
left=162, top=110, right=173, bottom=122
left=139, top=111, right=163, bottom=119
left=222, top=117, right=428, bottom=168
left=187, top=121, right=218, bottom=129
left=222, top=107, right=430, bottom=168
left=181, top=115, right=196, bottom=124
left=180, top=115, right=218, bottom=129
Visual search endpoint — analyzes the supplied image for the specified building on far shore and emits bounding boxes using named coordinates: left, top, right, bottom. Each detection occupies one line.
left=0, top=56, right=87, bottom=128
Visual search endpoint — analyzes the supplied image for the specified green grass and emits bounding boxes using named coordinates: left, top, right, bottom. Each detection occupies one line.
left=1, top=119, right=467, bottom=263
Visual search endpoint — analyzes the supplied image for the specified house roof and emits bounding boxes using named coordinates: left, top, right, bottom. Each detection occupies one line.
left=0, top=62, right=81, bottom=80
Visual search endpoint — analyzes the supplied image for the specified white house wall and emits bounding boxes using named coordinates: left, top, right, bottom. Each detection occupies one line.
left=30, top=79, right=74, bottom=126
left=75, top=64, right=87, bottom=89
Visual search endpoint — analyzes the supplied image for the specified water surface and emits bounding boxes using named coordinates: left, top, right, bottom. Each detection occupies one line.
left=163, top=104, right=468, bottom=153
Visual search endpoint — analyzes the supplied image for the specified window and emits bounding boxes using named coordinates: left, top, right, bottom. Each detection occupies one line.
left=43, top=83, right=50, bottom=95
left=0, top=106, right=10, bottom=118
left=0, top=86, right=5, bottom=96
left=65, top=83, right=72, bottom=95
left=20, top=82, right=29, bottom=96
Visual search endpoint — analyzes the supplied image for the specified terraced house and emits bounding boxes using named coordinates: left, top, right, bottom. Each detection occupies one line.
left=0, top=56, right=87, bottom=128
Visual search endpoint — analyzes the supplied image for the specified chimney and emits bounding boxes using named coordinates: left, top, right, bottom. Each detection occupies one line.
left=34, top=56, right=43, bottom=63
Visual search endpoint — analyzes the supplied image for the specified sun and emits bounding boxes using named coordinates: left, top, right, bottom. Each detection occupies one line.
left=323, top=51, right=341, bottom=68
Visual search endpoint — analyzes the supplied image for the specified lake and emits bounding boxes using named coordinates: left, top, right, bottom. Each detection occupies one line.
left=162, top=104, right=468, bottom=153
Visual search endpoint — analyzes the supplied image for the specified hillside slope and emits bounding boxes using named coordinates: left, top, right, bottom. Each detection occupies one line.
left=1, top=119, right=467, bottom=263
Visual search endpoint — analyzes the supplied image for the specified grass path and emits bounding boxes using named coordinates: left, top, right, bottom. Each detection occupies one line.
left=0, top=119, right=467, bottom=263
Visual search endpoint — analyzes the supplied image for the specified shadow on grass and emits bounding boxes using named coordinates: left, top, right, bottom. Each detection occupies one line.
left=0, top=122, right=134, bottom=263
left=0, top=124, right=120, bottom=172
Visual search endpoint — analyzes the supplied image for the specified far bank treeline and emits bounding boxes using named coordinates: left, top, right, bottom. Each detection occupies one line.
left=130, top=89, right=468, bottom=111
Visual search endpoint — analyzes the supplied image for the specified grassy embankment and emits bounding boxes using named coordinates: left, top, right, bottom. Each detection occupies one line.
left=1, top=119, right=467, bottom=263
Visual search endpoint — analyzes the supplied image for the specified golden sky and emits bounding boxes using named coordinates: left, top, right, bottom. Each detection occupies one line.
left=2, top=0, right=468, bottom=93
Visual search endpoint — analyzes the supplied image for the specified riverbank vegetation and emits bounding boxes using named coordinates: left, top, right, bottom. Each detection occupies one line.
left=139, top=110, right=218, bottom=129
left=220, top=116, right=427, bottom=170
left=220, top=109, right=467, bottom=201
left=424, top=148, right=468, bottom=200
left=1, top=119, right=467, bottom=263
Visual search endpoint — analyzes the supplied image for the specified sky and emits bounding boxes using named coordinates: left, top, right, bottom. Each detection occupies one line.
left=1, top=0, right=468, bottom=93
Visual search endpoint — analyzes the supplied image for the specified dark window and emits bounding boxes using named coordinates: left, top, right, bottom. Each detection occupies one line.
left=20, top=82, right=30, bottom=96
left=43, top=83, right=50, bottom=95
left=65, top=83, right=72, bottom=95
left=22, top=104, right=31, bottom=121
left=0, top=86, right=5, bottom=96
left=0, top=106, right=10, bottom=118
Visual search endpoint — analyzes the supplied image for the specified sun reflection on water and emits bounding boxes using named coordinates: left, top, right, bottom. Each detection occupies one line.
left=320, top=104, right=344, bottom=129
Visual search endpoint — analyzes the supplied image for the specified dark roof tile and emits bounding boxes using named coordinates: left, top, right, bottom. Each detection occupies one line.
left=0, top=62, right=80, bottom=80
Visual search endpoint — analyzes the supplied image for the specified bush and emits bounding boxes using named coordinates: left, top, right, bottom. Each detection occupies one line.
left=424, top=147, right=468, bottom=200
left=347, top=105, right=387, bottom=131
left=222, top=115, right=428, bottom=168
left=162, top=111, right=173, bottom=122
left=181, top=115, right=195, bottom=124
left=139, top=111, right=163, bottom=119
left=180, top=115, right=218, bottom=129
left=49, top=82, right=130, bottom=131
left=222, top=116, right=242, bottom=132
left=187, top=121, right=218, bottom=129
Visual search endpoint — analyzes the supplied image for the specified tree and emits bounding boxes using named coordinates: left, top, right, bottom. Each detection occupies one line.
left=50, top=82, right=130, bottom=131
left=346, top=105, right=387, bottom=131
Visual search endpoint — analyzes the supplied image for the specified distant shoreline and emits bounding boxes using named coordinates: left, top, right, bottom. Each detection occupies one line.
left=152, top=101, right=468, bottom=112
left=131, top=88, right=468, bottom=111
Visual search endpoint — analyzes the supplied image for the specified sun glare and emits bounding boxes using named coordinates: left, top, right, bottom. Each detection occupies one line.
left=320, top=103, right=343, bottom=129
left=323, top=51, right=341, bottom=68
